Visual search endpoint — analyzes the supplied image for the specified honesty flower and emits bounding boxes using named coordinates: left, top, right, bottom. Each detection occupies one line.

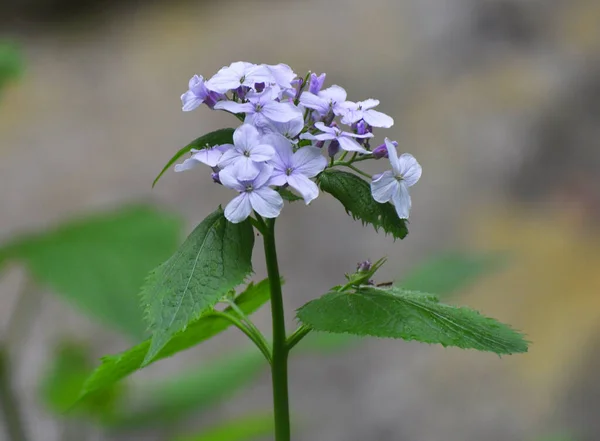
left=308, top=73, right=326, bottom=94
left=266, top=134, right=327, bottom=204
left=308, top=122, right=373, bottom=154
left=220, top=164, right=283, bottom=223
left=174, top=145, right=229, bottom=172
left=206, top=62, right=273, bottom=94
left=340, top=99, right=394, bottom=128
left=299, top=85, right=347, bottom=117
left=253, top=116, right=304, bottom=141
left=214, top=87, right=302, bottom=124
left=218, top=124, right=275, bottom=179
left=181, top=75, right=221, bottom=111
left=265, top=63, right=297, bottom=90
left=370, top=139, right=422, bottom=219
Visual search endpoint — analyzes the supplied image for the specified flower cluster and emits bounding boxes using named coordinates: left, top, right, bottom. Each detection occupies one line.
left=176, top=61, right=422, bottom=223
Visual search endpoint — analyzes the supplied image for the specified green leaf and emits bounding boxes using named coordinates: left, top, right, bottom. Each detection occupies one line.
left=39, top=342, right=123, bottom=420
left=142, top=208, right=254, bottom=363
left=400, top=252, right=508, bottom=297
left=297, top=287, right=528, bottom=354
left=78, top=279, right=270, bottom=405
left=111, top=350, right=266, bottom=428
left=174, top=414, right=274, bottom=441
left=152, top=128, right=235, bottom=187
left=318, top=169, right=408, bottom=239
left=1, top=206, right=181, bottom=340
left=295, top=332, right=358, bottom=354
left=277, top=187, right=303, bottom=202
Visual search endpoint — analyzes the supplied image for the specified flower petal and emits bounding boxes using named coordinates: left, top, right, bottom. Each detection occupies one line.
left=261, top=101, right=303, bottom=123
left=359, top=99, right=380, bottom=110
left=370, top=170, right=398, bottom=203
left=292, top=146, right=327, bottom=177
left=338, top=136, right=369, bottom=153
left=213, top=101, right=253, bottom=115
left=252, top=164, right=275, bottom=188
left=218, top=166, right=245, bottom=192
left=314, top=122, right=335, bottom=134
left=218, top=148, right=242, bottom=169
left=363, top=109, right=394, bottom=128
left=235, top=157, right=261, bottom=181
left=391, top=181, right=411, bottom=219
left=384, top=138, right=400, bottom=175
left=190, top=145, right=229, bottom=167
left=287, top=173, right=319, bottom=204
left=249, top=188, right=284, bottom=219
left=174, top=156, right=200, bottom=172
left=299, top=92, right=328, bottom=114
left=233, top=124, right=261, bottom=151
left=319, top=85, right=347, bottom=104
left=267, top=170, right=287, bottom=187
left=249, top=143, right=275, bottom=162
left=225, top=193, right=253, bottom=223
left=181, top=91, right=203, bottom=112
left=264, top=134, right=293, bottom=169
left=397, top=153, right=422, bottom=187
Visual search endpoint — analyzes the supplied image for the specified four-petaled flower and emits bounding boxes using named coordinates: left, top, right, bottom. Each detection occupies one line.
left=299, top=85, right=348, bottom=117
left=215, top=87, right=302, bottom=124
left=181, top=75, right=220, bottom=111
left=174, top=145, right=228, bottom=172
left=309, top=122, right=373, bottom=154
left=206, top=62, right=273, bottom=94
left=340, top=99, right=394, bottom=128
left=266, top=134, right=328, bottom=204
left=220, top=164, right=284, bottom=223
left=370, top=139, right=422, bottom=219
left=218, top=124, right=275, bottom=179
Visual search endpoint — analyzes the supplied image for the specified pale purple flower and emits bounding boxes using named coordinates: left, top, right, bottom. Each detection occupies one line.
left=218, top=124, right=275, bottom=179
left=266, top=134, right=327, bottom=204
left=174, top=145, right=229, bottom=172
left=372, top=140, right=398, bottom=159
left=214, top=87, right=302, bottom=124
left=220, top=164, right=283, bottom=223
left=308, top=122, right=373, bottom=154
left=339, top=99, right=394, bottom=128
left=253, top=116, right=304, bottom=141
left=265, top=63, right=297, bottom=90
left=370, top=139, right=422, bottom=219
left=299, top=85, right=347, bottom=117
left=181, top=75, right=221, bottom=111
left=206, top=62, right=273, bottom=94
left=308, top=73, right=326, bottom=94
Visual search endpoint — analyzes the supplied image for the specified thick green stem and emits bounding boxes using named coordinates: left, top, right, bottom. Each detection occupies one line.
left=263, top=218, right=291, bottom=441
left=0, top=347, right=27, bottom=441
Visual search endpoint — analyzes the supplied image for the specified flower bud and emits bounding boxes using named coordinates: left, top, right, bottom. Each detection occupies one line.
left=356, top=260, right=372, bottom=272
left=308, top=72, right=326, bottom=94
left=328, top=140, right=340, bottom=157
left=373, top=140, right=398, bottom=159
left=211, top=172, right=221, bottom=184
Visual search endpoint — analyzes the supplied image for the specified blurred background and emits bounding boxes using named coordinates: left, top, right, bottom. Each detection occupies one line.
left=1, top=0, right=599, bottom=440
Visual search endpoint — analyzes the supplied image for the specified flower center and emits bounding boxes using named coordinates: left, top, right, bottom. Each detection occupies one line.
left=285, top=167, right=294, bottom=176
left=245, top=184, right=254, bottom=192
left=239, top=75, right=246, bottom=84
left=243, top=150, right=251, bottom=157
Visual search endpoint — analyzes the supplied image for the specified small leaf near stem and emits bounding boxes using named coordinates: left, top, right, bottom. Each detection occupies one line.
left=286, top=325, right=312, bottom=351
left=225, top=299, right=272, bottom=364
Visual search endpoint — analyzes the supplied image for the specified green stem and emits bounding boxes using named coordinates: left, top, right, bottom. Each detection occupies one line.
left=213, top=311, right=272, bottom=364
left=286, top=325, right=312, bottom=351
left=226, top=300, right=272, bottom=363
left=263, top=218, right=291, bottom=441
left=0, top=348, right=27, bottom=441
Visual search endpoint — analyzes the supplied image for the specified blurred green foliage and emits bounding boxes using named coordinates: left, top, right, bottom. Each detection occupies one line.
left=0, top=206, right=181, bottom=340
left=0, top=41, right=23, bottom=96
left=174, top=414, right=274, bottom=441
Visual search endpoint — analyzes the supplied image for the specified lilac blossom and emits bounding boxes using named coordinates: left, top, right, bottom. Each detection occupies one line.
left=214, top=87, right=302, bottom=124
left=340, top=99, right=394, bottom=128
left=307, top=122, right=373, bottom=154
left=206, top=62, right=273, bottom=94
left=370, top=139, right=422, bottom=219
left=174, top=145, right=229, bottom=172
left=218, top=124, right=275, bottom=179
left=308, top=73, right=326, bottom=94
left=266, top=134, right=327, bottom=204
left=220, top=164, right=283, bottom=223
left=181, top=75, right=221, bottom=111
left=299, top=85, right=347, bottom=117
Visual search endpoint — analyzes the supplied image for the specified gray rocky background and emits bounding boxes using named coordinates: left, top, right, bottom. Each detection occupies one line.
left=1, top=0, right=600, bottom=440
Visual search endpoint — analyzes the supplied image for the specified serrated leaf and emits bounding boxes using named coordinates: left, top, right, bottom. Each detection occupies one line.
left=78, top=279, right=270, bottom=405
left=0, top=206, right=181, bottom=340
left=142, top=208, right=254, bottom=363
left=297, top=287, right=528, bottom=354
left=111, top=350, right=266, bottom=428
left=174, top=414, right=274, bottom=441
left=318, top=169, right=408, bottom=239
left=40, top=342, right=123, bottom=420
left=400, top=252, right=508, bottom=296
left=152, top=128, right=235, bottom=187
